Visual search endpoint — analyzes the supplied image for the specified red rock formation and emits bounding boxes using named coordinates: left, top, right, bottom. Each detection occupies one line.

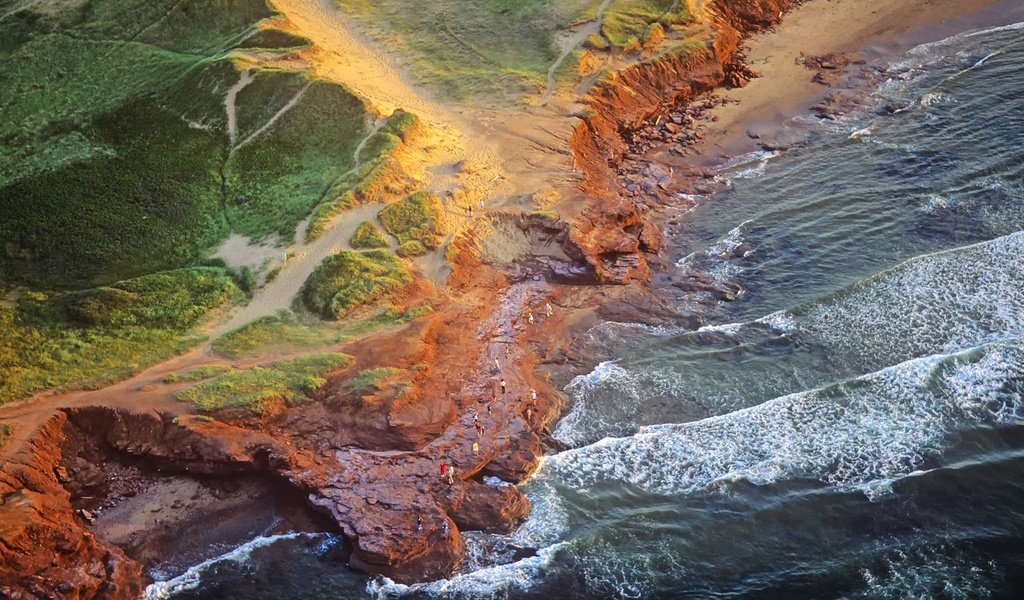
left=0, top=413, right=144, bottom=600
left=568, top=0, right=792, bottom=285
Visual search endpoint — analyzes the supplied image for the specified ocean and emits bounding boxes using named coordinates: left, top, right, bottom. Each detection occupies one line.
left=148, top=20, right=1024, bottom=600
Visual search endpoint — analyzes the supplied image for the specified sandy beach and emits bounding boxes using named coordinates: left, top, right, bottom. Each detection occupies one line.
left=692, top=0, right=1024, bottom=163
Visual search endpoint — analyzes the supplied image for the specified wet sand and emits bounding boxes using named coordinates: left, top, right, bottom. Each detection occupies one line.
left=693, top=0, right=1021, bottom=164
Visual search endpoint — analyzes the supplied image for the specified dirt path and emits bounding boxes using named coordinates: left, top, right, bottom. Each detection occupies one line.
left=208, top=201, right=389, bottom=340
left=542, top=0, right=613, bottom=101
left=224, top=69, right=254, bottom=146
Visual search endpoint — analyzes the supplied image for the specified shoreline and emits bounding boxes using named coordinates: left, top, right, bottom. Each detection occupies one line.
left=2, top=0, right=1021, bottom=594
left=685, top=0, right=1024, bottom=167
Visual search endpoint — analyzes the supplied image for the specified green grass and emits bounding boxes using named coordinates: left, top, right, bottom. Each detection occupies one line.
left=351, top=221, right=391, bottom=249
left=345, top=367, right=404, bottom=396
left=339, top=0, right=574, bottom=102
left=601, top=0, right=693, bottom=49
left=343, top=305, right=433, bottom=334
left=175, top=353, right=352, bottom=415
left=212, top=311, right=349, bottom=359
left=163, top=365, right=233, bottom=384
left=378, top=191, right=444, bottom=247
left=304, top=109, right=422, bottom=243
left=225, top=76, right=372, bottom=241
left=0, top=1, right=387, bottom=288
left=0, top=423, right=11, bottom=449
left=0, top=267, right=241, bottom=403
left=300, top=251, right=411, bottom=320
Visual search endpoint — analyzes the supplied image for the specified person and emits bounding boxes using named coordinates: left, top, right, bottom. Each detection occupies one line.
left=447, top=466, right=455, bottom=485
left=494, top=357, right=500, bottom=372
left=526, top=406, right=532, bottom=421
left=469, top=207, right=474, bottom=218
left=417, top=516, right=423, bottom=531
left=531, top=389, right=537, bottom=402
left=473, top=441, right=479, bottom=454
left=479, top=199, right=485, bottom=209
left=473, top=412, right=479, bottom=425
left=527, top=311, right=534, bottom=325
left=487, top=402, right=492, bottom=414
left=442, top=520, right=449, bottom=536
left=440, top=462, right=447, bottom=477
left=545, top=303, right=553, bottom=317
left=500, top=378, right=506, bottom=394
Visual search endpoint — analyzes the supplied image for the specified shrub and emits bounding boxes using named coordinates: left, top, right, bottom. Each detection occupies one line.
left=396, top=240, right=427, bottom=257
left=212, top=311, right=348, bottom=358
left=300, top=251, right=411, bottom=320
left=0, top=423, right=11, bottom=449
left=378, top=191, right=443, bottom=246
left=175, top=353, right=352, bottom=415
left=351, top=221, right=390, bottom=249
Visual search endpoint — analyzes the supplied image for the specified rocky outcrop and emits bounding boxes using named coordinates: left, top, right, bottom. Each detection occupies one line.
left=442, top=482, right=531, bottom=532
left=0, top=413, right=145, bottom=600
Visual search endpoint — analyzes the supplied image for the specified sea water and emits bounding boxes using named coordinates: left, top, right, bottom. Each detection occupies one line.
left=153, top=21, right=1024, bottom=600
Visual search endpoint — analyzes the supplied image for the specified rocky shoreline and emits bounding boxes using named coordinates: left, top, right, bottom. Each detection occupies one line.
left=2, top=0, right=1002, bottom=596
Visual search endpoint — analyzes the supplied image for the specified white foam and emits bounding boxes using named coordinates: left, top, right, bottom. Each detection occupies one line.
left=541, top=338, right=1024, bottom=498
left=851, top=544, right=1002, bottom=600
left=367, top=542, right=567, bottom=599
left=144, top=533, right=313, bottom=599
left=802, top=230, right=1024, bottom=363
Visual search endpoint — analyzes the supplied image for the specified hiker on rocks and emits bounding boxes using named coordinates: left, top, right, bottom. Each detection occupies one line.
left=494, top=357, right=500, bottom=372
left=447, top=466, right=455, bottom=485
left=442, top=520, right=449, bottom=536
left=469, top=207, right=474, bottom=218
left=417, top=516, right=423, bottom=531
left=527, top=311, right=534, bottom=325
left=500, top=378, right=506, bottom=394
left=545, top=303, right=553, bottom=317
left=526, top=406, right=533, bottom=421
left=531, top=389, right=537, bottom=402
left=440, top=462, right=447, bottom=478
left=473, top=441, right=479, bottom=455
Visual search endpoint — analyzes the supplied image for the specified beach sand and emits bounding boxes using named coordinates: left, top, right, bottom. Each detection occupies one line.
left=693, top=0, right=1024, bottom=164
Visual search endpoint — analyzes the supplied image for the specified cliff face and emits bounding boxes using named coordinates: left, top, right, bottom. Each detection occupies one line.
left=569, top=0, right=792, bottom=284
left=0, top=412, right=145, bottom=600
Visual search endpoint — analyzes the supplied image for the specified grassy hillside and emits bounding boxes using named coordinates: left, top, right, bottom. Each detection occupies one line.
left=0, top=0, right=381, bottom=289
left=338, top=0, right=607, bottom=101
left=0, top=267, right=241, bottom=403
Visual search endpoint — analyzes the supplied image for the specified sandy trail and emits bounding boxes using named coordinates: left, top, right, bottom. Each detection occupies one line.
left=209, top=201, right=388, bottom=340
left=224, top=69, right=254, bottom=146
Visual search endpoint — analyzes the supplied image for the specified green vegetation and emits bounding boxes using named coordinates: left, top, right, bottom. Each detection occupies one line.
left=601, top=0, right=693, bottom=49
left=225, top=75, right=372, bottom=240
left=305, top=109, right=422, bottom=243
left=339, top=0, right=607, bottom=101
left=175, top=353, right=352, bottom=415
left=300, top=251, right=411, bottom=320
left=0, top=1, right=391, bottom=288
left=0, top=268, right=241, bottom=403
left=345, top=367, right=404, bottom=396
left=351, top=221, right=391, bottom=249
left=213, top=311, right=349, bottom=359
left=163, top=365, right=233, bottom=384
left=0, top=423, right=11, bottom=449
left=344, top=305, right=433, bottom=335
left=396, top=240, right=427, bottom=257
left=378, top=191, right=445, bottom=248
